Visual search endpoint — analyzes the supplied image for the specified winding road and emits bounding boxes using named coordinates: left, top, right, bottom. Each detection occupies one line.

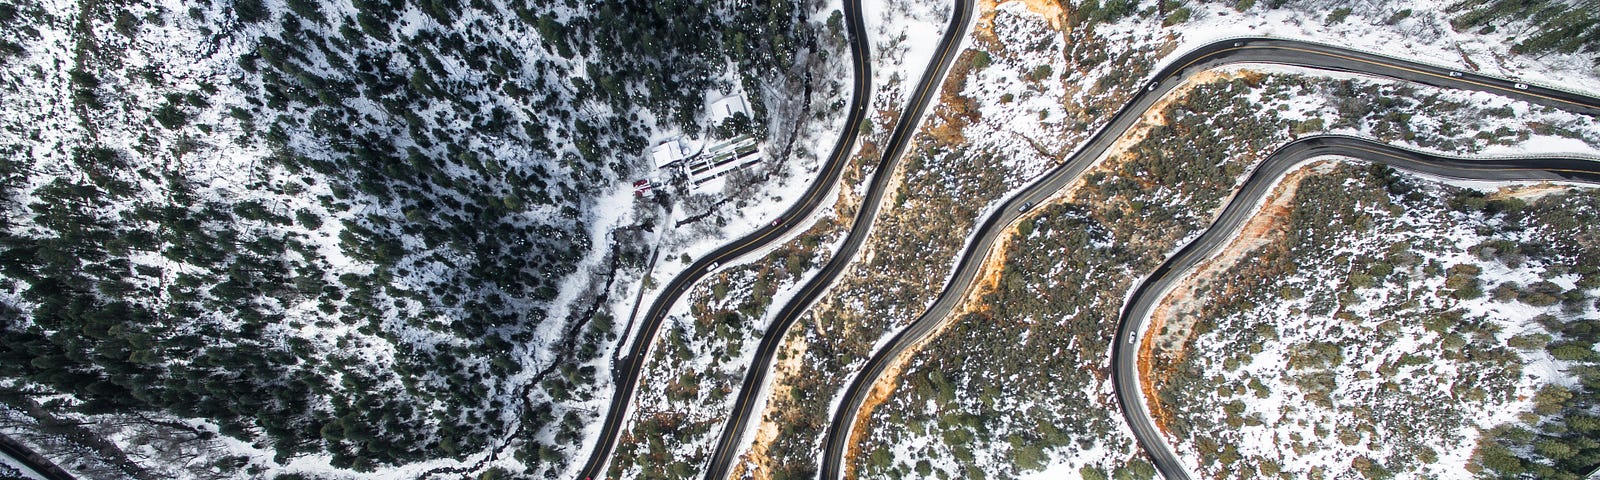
left=571, top=1, right=875, bottom=477
left=815, top=34, right=1600, bottom=480
left=577, top=4, right=1600, bottom=478
left=577, top=0, right=973, bottom=476
left=1112, top=135, right=1600, bottom=480
left=697, top=0, right=973, bottom=478
left=0, top=433, right=74, bottom=480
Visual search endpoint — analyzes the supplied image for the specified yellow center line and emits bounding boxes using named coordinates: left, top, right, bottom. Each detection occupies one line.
left=715, top=5, right=972, bottom=464
left=1340, top=145, right=1598, bottom=175
left=723, top=7, right=964, bottom=451
left=1275, top=46, right=1590, bottom=108
left=1171, top=44, right=1596, bottom=110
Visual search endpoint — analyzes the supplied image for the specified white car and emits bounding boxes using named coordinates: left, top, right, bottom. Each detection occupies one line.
left=1515, top=83, right=1529, bottom=90
left=1448, top=71, right=1463, bottom=78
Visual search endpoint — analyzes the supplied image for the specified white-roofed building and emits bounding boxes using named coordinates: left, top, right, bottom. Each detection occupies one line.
left=706, top=93, right=751, bottom=126
left=650, top=136, right=689, bottom=169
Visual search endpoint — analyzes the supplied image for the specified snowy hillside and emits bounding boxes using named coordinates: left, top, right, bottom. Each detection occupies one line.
left=2, top=0, right=1600, bottom=478
left=0, top=0, right=841, bottom=476
left=1150, top=162, right=1600, bottom=479
left=843, top=0, right=1600, bottom=478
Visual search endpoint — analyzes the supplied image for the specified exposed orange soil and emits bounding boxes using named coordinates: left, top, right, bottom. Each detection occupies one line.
left=1105, top=70, right=1256, bottom=181
left=838, top=225, right=1011, bottom=480
left=928, top=50, right=986, bottom=146
left=754, top=4, right=1264, bottom=474
left=1137, top=161, right=1327, bottom=433
left=842, top=355, right=903, bottom=480
left=1493, top=183, right=1573, bottom=202
left=840, top=69, right=1259, bottom=470
left=971, top=0, right=1002, bottom=41
left=1136, top=328, right=1166, bottom=430
left=973, top=0, right=1069, bottom=46
left=840, top=226, right=1017, bottom=479
left=1008, top=0, right=1067, bottom=29
left=1134, top=173, right=1579, bottom=435
left=734, top=330, right=811, bottom=480
left=962, top=223, right=1019, bottom=316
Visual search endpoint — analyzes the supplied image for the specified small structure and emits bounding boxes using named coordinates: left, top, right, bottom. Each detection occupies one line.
left=706, top=94, right=752, bottom=126
left=643, top=92, right=765, bottom=193
left=650, top=137, right=691, bottom=170
left=684, top=135, right=761, bottom=186
left=632, top=179, right=655, bottom=196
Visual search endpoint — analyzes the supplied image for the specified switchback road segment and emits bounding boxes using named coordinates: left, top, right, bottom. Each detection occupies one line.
left=818, top=35, right=1600, bottom=480
left=572, top=1, right=875, bottom=477
left=1112, top=135, right=1600, bottom=480
left=697, top=0, right=974, bottom=478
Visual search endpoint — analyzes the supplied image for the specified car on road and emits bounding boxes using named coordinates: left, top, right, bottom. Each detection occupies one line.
left=1515, top=82, right=1529, bottom=90
left=771, top=217, right=783, bottom=227
left=1018, top=201, right=1033, bottom=213
left=1448, top=71, right=1463, bottom=77
left=1232, top=41, right=1243, bottom=47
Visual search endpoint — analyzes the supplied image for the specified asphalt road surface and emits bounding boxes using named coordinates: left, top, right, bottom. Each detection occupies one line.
left=695, top=0, right=975, bottom=478
left=816, top=36, right=1600, bottom=480
left=570, top=0, right=876, bottom=477
left=1111, top=136, right=1600, bottom=480
left=0, top=433, right=75, bottom=480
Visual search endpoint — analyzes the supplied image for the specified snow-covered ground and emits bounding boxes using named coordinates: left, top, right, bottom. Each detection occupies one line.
left=0, top=453, right=46, bottom=480
left=718, top=0, right=972, bottom=476
left=599, top=0, right=960, bottom=477
left=2, top=0, right=1598, bottom=477
left=852, top=6, right=1600, bottom=470
left=1173, top=0, right=1600, bottom=98
left=0, top=0, right=855, bottom=477
left=972, top=0, right=1600, bottom=186
left=1156, top=162, right=1598, bottom=478
left=864, top=0, right=956, bottom=115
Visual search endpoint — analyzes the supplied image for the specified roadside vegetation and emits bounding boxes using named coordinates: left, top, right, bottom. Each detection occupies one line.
left=1150, top=162, right=1600, bottom=479
left=735, top=4, right=1169, bottom=478
left=852, top=36, right=1600, bottom=479
left=0, top=0, right=826, bottom=475
left=1449, top=0, right=1600, bottom=58
left=606, top=212, right=845, bottom=480
left=826, top=0, right=1600, bottom=476
left=853, top=70, right=1292, bottom=479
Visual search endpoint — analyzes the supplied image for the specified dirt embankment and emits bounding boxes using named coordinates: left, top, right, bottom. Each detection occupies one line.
left=1133, top=168, right=1579, bottom=434
left=973, top=0, right=1066, bottom=47
left=733, top=331, right=811, bottom=480
left=1109, top=70, right=1262, bottom=173
left=1010, top=0, right=1067, bottom=29
left=1136, top=160, right=1330, bottom=432
left=1493, top=183, right=1576, bottom=202
left=812, top=3, right=1268, bottom=469
left=929, top=49, right=987, bottom=147
left=836, top=65, right=1267, bottom=470
left=839, top=69, right=1264, bottom=472
left=840, top=222, right=1017, bottom=480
